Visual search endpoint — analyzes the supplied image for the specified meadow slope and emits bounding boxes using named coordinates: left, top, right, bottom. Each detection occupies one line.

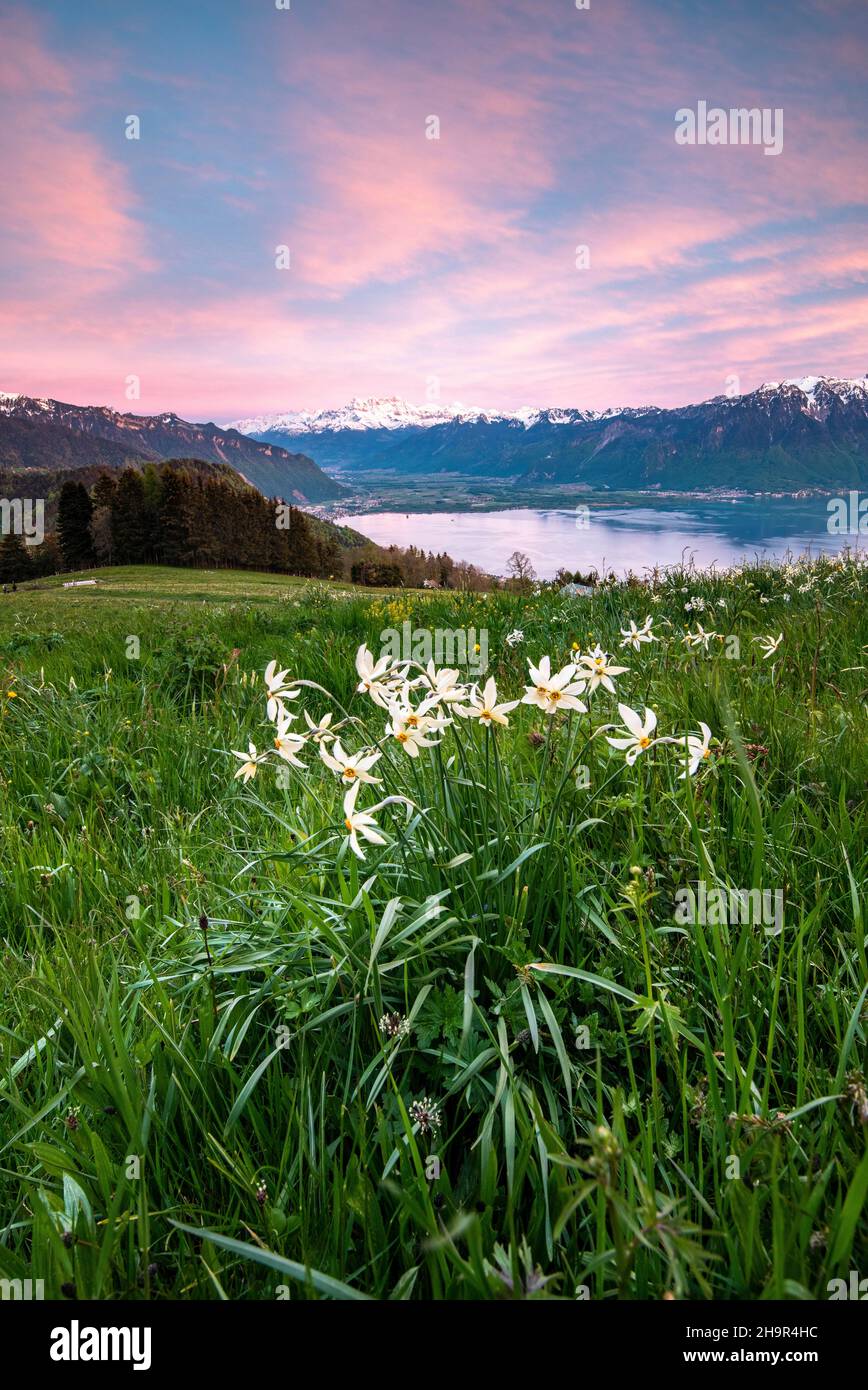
left=0, top=559, right=865, bottom=1300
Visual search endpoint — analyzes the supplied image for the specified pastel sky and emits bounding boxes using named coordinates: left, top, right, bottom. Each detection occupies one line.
left=1, top=0, right=867, bottom=421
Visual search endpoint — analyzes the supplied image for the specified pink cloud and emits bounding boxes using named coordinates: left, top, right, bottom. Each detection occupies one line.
left=0, top=7, right=153, bottom=279
left=1, top=0, right=867, bottom=421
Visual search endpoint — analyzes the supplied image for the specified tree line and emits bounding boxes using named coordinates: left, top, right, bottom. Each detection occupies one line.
left=0, top=462, right=494, bottom=589
left=0, top=463, right=340, bottom=581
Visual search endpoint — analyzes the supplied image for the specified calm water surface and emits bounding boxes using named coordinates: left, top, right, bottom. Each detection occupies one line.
left=348, top=499, right=856, bottom=579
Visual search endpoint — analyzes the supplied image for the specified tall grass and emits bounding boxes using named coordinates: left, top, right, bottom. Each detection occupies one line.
left=0, top=556, right=865, bottom=1299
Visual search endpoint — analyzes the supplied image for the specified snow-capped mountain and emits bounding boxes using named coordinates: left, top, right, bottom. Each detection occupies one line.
left=754, top=376, right=868, bottom=420
left=761, top=375, right=868, bottom=397
left=225, top=396, right=517, bottom=436
left=222, top=396, right=646, bottom=437
left=225, top=378, right=868, bottom=439
left=224, top=377, right=868, bottom=490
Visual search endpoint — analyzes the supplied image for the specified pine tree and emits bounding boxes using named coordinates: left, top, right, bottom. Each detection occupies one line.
left=90, top=472, right=118, bottom=565
left=317, top=534, right=342, bottom=578
left=157, top=467, right=196, bottom=565
left=57, top=481, right=95, bottom=570
left=29, top=535, right=63, bottom=577
left=286, top=507, right=320, bottom=575
left=0, top=532, right=32, bottom=583
left=111, top=469, right=153, bottom=564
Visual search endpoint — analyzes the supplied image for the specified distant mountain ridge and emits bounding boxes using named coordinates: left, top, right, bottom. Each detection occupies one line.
left=0, top=392, right=345, bottom=502
left=225, top=377, right=868, bottom=491
left=226, top=394, right=656, bottom=437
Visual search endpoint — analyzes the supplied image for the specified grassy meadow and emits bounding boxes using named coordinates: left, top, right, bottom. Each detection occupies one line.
left=0, top=557, right=865, bottom=1301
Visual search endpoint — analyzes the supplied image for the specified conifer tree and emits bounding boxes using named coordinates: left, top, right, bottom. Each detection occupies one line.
left=111, top=469, right=153, bottom=563
left=57, top=481, right=96, bottom=569
left=286, top=506, right=320, bottom=575
left=0, top=531, right=32, bottom=583
left=157, top=467, right=196, bottom=565
left=90, top=472, right=118, bottom=564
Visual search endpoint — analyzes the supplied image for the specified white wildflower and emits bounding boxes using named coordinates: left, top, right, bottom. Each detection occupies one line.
left=754, top=632, right=783, bottom=660
left=264, top=660, right=300, bottom=722
left=521, top=656, right=587, bottom=715
left=619, top=617, right=656, bottom=651
left=577, top=645, right=629, bottom=695
left=233, top=741, right=266, bottom=783
left=604, top=704, right=663, bottom=765
left=319, top=738, right=382, bottom=785
left=457, top=677, right=519, bottom=728
left=676, top=722, right=714, bottom=778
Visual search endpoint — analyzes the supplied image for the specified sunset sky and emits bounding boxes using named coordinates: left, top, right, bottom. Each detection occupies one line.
left=1, top=0, right=867, bottom=422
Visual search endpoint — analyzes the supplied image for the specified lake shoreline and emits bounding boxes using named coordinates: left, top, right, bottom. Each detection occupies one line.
left=314, top=483, right=842, bottom=523
left=328, top=498, right=857, bottom=580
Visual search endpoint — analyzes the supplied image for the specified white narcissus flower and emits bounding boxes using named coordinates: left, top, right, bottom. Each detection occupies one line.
left=521, top=656, right=588, bottom=715
left=578, top=645, right=629, bottom=695
left=539, top=663, right=588, bottom=715
left=391, top=691, right=452, bottom=730
left=355, top=644, right=396, bottom=707
left=619, top=617, right=656, bottom=651
left=342, top=780, right=387, bottom=859
left=385, top=708, right=445, bottom=756
left=754, top=632, right=783, bottom=660
left=412, top=687, right=460, bottom=723
left=418, top=660, right=466, bottom=703
left=341, top=782, right=416, bottom=860
left=605, top=704, right=661, bottom=764
left=681, top=625, right=718, bottom=651
left=457, top=677, right=520, bottom=727
left=233, top=741, right=265, bottom=783
left=264, top=660, right=300, bottom=721
left=505, top=629, right=524, bottom=647
left=677, top=722, right=714, bottom=778
left=273, top=715, right=307, bottom=768
left=522, top=654, right=555, bottom=710
left=304, top=710, right=334, bottom=742
left=319, top=738, right=382, bottom=785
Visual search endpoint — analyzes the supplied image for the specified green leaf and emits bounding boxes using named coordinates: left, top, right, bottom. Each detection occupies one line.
left=169, top=1222, right=371, bottom=1300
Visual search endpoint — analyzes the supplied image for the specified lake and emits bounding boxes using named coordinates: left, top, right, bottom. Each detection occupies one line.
left=348, top=498, right=859, bottom=579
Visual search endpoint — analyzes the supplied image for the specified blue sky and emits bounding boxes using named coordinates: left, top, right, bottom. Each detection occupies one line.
left=2, top=0, right=867, bottom=420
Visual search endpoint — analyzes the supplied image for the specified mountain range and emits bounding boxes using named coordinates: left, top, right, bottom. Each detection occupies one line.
left=0, top=393, right=345, bottom=503
left=225, top=377, right=868, bottom=491
left=3, top=377, right=867, bottom=501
